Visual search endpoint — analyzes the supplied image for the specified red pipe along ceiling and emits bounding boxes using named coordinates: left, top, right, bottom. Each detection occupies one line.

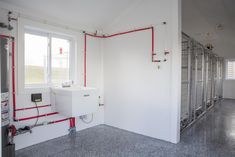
left=83, top=26, right=159, bottom=87
left=0, top=35, right=70, bottom=124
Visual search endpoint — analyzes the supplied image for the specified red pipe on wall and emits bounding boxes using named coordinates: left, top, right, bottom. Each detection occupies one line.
left=28, top=117, right=70, bottom=128
left=151, top=27, right=155, bottom=62
left=15, top=104, right=52, bottom=111
left=84, top=34, right=87, bottom=87
left=85, top=27, right=153, bottom=38
left=106, top=27, right=153, bottom=38
left=48, top=118, right=70, bottom=125
left=12, top=39, right=17, bottom=120
left=0, top=35, right=14, bottom=39
left=69, top=117, right=76, bottom=128
left=84, top=26, right=157, bottom=86
left=15, top=112, right=59, bottom=121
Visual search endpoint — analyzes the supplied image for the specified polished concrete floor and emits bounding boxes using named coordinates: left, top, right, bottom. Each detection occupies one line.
left=16, top=99, right=235, bottom=157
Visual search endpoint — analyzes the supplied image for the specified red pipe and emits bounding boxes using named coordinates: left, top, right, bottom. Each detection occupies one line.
left=12, top=39, right=17, bottom=120
left=48, top=118, right=70, bottom=124
left=151, top=27, right=155, bottom=62
left=84, top=34, right=87, bottom=87
left=86, top=33, right=106, bottom=38
left=0, top=35, right=14, bottom=39
left=15, top=104, right=52, bottom=111
left=105, top=27, right=153, bottom=38
left=84, top=26, right=157, bottom=86
left=15, top=112, right=59, bottom=121
left=69, top=118, right=73, bottom=127
left=86, top=27, right=153, bottom=39
left=69, top=117, right=75, bottom=128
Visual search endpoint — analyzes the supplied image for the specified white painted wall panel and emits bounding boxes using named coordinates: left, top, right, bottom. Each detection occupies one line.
left=223, top=81, right=235, bottom=99
left=104, top=32, right=172, bottom=141
left=103, top=0, right=181, bottom=143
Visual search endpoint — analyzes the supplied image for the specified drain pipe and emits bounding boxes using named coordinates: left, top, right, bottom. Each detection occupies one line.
left=69, top=117, right=76, bottom=134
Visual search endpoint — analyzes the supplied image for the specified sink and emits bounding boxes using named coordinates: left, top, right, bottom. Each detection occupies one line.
left=51, top=86, right=99, bottom=117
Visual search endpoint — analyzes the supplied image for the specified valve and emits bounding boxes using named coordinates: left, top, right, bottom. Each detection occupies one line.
left=8, top=125, right=17, bottom=144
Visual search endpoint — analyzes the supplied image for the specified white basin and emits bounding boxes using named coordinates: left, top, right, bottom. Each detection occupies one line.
left=51, top=86, right=99, bottom=117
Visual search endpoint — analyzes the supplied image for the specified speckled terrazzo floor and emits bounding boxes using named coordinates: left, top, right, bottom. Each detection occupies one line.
left=16, top=99, right=235, bottom=157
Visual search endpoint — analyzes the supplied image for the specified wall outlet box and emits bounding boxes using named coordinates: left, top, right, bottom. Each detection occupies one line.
left=31, top=93, right=42, bottom=102
left=80, top=115, right=87, bottom=119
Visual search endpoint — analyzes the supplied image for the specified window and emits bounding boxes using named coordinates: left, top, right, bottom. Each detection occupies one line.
left=51, top=37, right=70, bottom=84
left=226, top=60, right=235, bottom=80
left=25, top=33, right=48, bottom=84
left=24, top=30, right=73, bottom=87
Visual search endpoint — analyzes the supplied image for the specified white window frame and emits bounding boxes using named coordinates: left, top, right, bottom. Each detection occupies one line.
left=24, top=28, right=76, bottom=88
left=17, top=18, right=78, bottom=94
left=225, top=59, right=235, bottom=80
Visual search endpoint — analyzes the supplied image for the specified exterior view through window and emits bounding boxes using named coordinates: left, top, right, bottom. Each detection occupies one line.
left=226, top=60, right=235, bottom=79
left=24, top=31, right=71, bottom=86
left=25, top=33, right=48, bottom=84
left=51, top=37, right=70, bottom=84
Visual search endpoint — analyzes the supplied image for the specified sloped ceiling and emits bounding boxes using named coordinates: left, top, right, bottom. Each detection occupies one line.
left=2, top=0, right=234, bottom=58
left=182, top=0, right=235, bottom=58
left=0, top=0, right=140, bottom=30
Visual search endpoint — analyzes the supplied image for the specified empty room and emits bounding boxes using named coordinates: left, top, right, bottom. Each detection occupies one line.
left=0, top=0, right=234, bottom=157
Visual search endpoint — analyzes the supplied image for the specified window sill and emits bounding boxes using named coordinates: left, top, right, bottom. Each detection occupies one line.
left=225, top=79, right=235, bottom=81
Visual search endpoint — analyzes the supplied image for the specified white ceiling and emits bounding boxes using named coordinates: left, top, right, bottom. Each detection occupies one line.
left=0, top=0, right=139, bottom=30
left=2, top=0, right=234, bottom=58
left=182, top=0, right=235, bottom=58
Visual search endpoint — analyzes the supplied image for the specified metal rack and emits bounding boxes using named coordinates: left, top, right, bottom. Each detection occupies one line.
left=180, top=33, right=224, bottom=131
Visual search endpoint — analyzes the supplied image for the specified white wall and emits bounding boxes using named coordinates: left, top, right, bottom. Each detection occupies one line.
left=103, top=0, right=181, bottom=143
left=0, top=6, right=104, bottom=150
left=0, top=0, right=181, bottom=151
left=223, top=80, right=235, bottom=99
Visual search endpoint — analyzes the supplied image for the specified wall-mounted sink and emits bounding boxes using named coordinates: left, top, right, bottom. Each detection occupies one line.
left=51, top=86, right=99, bottom=117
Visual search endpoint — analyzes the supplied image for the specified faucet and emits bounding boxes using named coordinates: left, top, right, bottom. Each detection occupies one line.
left=62, top=80, right=74, bottom=88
